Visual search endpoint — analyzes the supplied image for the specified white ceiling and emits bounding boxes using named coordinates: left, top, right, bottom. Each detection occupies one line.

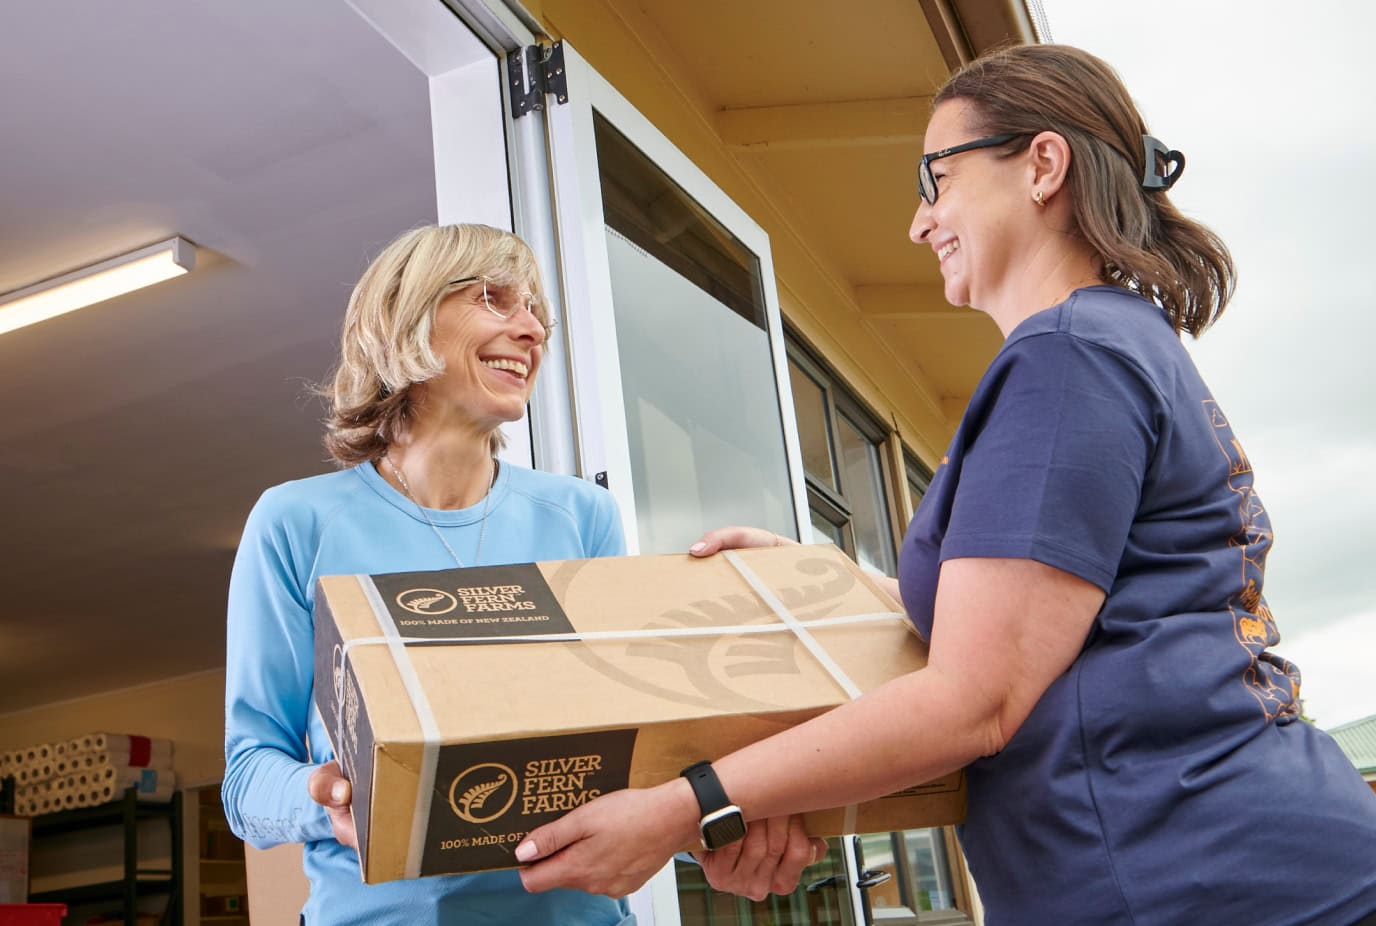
left=0, top=1, right=439, bottom=712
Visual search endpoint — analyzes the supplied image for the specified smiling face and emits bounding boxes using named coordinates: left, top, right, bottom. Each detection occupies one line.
left=910, top=102, right=1031, bottom=311
left=419, top=277, right=547, bottom=433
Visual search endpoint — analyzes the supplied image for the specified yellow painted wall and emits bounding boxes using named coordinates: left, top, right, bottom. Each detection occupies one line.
left=528, top=0, right=956, bottom=464
left=0, top=669, right=226, bottom=787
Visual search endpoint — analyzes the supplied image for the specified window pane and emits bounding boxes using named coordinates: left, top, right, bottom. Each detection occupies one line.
left=836, top=415, right=896, bottom=575
left=595, top=114, right=797, bottom=554
left=904, top=450, right=932, bottom=517
left=903, top=828, right=957, bottom=912
left=857, top=832, right=908, bottom=913
left=811, top=510, right=844, bottom=548
left=788, top=358, right=838, bottom=491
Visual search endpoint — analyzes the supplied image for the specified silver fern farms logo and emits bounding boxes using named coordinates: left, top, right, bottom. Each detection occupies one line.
left=422, top=732, right=635, bottom=873
left=444, top=754, right=610, bottom=825
left=447, top=762, right=518, bottom=824
left=397, top=587, right=458, bottom=615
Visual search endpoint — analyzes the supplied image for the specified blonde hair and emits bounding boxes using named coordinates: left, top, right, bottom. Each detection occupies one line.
left=936, top=44, right=1235, bottom=336
left=321, top=224, right=548, bottom=465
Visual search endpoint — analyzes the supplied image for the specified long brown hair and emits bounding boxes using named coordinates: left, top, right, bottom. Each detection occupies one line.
left=935, top=44, right=1234, bottom=336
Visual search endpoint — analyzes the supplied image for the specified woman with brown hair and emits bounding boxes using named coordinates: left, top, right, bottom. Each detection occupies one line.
left=516, top=45, right=1376, bottom=925
left=222, top=224, right=819, bottom=924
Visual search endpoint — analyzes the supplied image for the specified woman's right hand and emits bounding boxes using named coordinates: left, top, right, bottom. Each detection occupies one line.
left=307, top=760, right=357, bottom=848
left=688, top=526, right=797, bottom=558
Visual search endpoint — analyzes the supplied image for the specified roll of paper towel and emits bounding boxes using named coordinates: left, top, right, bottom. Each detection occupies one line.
left=16, top=763, right=54, bottom=786
left=88, top=734, right=173, bottom=769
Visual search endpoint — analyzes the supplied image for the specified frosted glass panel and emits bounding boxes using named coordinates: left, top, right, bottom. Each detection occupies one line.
left=606, top=230, right=796, bottom=553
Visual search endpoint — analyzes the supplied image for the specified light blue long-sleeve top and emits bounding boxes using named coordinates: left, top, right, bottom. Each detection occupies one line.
left=223, top=460, right=633, bottom=925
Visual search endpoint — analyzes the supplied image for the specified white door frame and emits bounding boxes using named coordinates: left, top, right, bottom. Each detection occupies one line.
left=345, top=0, right=587, bottom=476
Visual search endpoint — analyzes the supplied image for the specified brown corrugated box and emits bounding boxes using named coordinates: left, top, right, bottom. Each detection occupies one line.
left=0, top=814, right=30, bottom=902
left=313, top=543, right=966, bottom=883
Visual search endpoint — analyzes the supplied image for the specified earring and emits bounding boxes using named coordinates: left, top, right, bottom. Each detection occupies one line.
left=1033, top=190, right=1046, bottom=207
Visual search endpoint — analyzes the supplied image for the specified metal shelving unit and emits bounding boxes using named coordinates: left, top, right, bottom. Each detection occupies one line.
left=26, top=786, right=183, bottom=926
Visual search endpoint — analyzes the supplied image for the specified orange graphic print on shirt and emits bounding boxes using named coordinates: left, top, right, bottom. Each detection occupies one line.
left=1204, top=400, right=1301, bottom=722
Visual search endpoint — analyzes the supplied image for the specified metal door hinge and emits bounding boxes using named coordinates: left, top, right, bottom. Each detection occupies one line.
left=508, top=41, right=569, bottom=119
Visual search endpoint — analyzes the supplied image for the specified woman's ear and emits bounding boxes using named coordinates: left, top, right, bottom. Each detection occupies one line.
left=1027, top=130, right=1072, bottom=201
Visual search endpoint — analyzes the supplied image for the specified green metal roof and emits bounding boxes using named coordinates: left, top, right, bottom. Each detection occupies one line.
left=1327, top=714, right=1376, bottom=776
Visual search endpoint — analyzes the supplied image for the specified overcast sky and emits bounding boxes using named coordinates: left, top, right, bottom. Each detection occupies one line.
left=1039, top=1, right=1375, bottom=728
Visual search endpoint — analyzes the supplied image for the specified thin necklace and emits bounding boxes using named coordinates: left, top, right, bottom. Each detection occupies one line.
left=384, top=453, right=496, bottom=568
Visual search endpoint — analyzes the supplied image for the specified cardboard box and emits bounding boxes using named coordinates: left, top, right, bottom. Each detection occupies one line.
left=0, top=815, right=30, bottom=903
left=313, top=543, right=966, bottom=883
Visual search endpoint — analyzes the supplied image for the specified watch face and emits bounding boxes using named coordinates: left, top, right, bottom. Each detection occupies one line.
left=702, top=808, right=747, bottom=850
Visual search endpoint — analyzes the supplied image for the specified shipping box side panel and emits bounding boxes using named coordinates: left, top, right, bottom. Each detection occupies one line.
left=313, top=576, right=424, bottom=884
left=366, top=741, right=426, bottom=884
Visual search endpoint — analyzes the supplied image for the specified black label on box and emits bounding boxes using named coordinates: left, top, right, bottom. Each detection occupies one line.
left=340, top=660, right=378, bottom=864
left=369, top=564, right=574, bottom=641
left=420, top=729, right=638, bottom=876
left=313, top=589, right=377, bottom=863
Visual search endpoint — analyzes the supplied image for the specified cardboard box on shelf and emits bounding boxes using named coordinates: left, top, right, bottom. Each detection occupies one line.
left=313, top=543, right=965, bottom=883
left=0, top=815, right=30, bottom=903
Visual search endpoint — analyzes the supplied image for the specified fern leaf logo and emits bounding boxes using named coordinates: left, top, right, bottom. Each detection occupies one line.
left=448, top=763, right=518, bottom=823
left=397, top=587, right=458, bottom=615
left=461, top=775, right=507, bottom=813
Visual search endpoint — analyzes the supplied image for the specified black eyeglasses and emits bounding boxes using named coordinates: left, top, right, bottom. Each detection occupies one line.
left=917, top=133, right=1024, bottom=205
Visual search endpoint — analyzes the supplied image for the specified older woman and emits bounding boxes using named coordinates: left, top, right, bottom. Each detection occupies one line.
left=222, top=224, right=818, bottom=925
left=515, top=46, right=1376, bottom=926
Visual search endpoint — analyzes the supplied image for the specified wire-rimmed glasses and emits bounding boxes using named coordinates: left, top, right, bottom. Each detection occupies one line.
left=449, top=275, right=552, bottom=332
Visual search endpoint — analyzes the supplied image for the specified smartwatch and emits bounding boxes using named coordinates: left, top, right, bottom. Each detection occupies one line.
left=680, top=760, right=747, bottom=850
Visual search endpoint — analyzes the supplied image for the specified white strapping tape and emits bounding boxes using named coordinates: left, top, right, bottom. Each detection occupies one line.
left=356, top=574, right=441, bottom=880
left=724, top=550, right=863, bottom=834
left=721, top=551, right=863, bottom=699
left=336, top=611, right=905, bottom=663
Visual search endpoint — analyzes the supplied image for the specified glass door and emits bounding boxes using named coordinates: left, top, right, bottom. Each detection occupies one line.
left=542, top=41, right=806, bottom=556
left=592, top=114, right=798, bottom=553
left=675, top=838, right=859, bottom=926
left=854, top=831, right=966, bottom=925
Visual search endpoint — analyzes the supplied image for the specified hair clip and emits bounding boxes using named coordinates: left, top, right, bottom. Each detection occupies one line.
left=1141, top=135, right=1185, bottom=192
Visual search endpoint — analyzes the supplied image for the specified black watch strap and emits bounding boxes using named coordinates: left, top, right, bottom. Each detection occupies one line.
left=680, top=760, right=747, bottom=849
left=680, top=760, right=732, bottom=814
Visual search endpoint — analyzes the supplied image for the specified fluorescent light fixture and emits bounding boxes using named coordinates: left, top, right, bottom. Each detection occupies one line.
left=0, top=236, right=196, bottom=336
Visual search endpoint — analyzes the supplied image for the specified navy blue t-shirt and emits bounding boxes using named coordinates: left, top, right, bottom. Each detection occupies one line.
left=898, top=287, right=1376, bottom=925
